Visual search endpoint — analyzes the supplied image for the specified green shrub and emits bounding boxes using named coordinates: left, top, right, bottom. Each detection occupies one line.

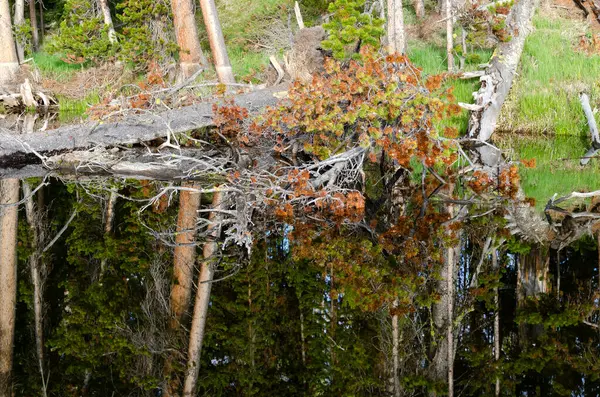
left=321, top=0, right=384, bottom=60
left=47, top=0, right=117, bottom=64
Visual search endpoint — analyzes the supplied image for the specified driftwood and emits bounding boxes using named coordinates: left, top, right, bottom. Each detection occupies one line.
left=579, top=92, right=600, bottom=166
left=0, top=79, right=57, bottom=110
left=0, top=85, right=286, bottom=175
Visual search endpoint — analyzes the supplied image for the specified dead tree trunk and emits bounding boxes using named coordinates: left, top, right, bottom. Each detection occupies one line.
left=198, top=0, right=235, bottom=84
left=387, top=0, right=406, bottom=55
left=0, top=179, right=20, bottom=396
left=0, top=0, right=19, bottom=83
left=446, top=0, right=454, bottom=71
left=493, top=250, right=500, bottom=397
left=99, top=189, right=117, bottom=279
left=170, top=182, right=202, bottom=323
left=97, top=0, right=116, bottom=43
left=171, top=0, right=208, bottom=78
left=579, top=92, right=600, bottom=165
left=517, top=246, right=549, bottom=343
left=29, top=0, right=39, bottom=50
left=181, top=190, right=224, bottom=397
left=22, top=181, right=48, bottom=397
left=14, top=0, right=26, bottom=62
left=432, top=204, right=458, bottom=396
left=38, top=0, right=44, bottom=44
left=415, top=0, right=425, bottom=18
left=465, top=0, right=538, bottom=164
left=391, top=299, right=401, bottom=397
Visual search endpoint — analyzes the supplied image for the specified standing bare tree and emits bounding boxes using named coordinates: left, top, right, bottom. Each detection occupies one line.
left=415, top=0, right=425, bottom=18
left=14, top=0, right=25, bottom=62
left=170, top=0, right=208, bottom=78
left=387, top=0, right=406, bottom=54
left=0, top=179, right=20, bottom=396
left=0, top=0, right=19, bottom=83
left=198, top=0, right=235, bottom=84
left=97, top=0, right=117, bottom=43
left=446, top=0, right=454, bottom=71
left=29, top=0, right=39, bottom=50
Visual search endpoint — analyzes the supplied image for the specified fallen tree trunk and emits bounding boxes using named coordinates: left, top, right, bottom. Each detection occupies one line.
left=463, top=0, right=539, bottom=164
left=0, top=86, right=285, bottom=168
left=579, top=92, right=600, bottom=166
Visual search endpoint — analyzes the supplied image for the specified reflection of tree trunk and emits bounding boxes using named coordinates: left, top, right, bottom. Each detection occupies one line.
left=97, top=0, right=116, bottom=43
left=23, top=182, right=48, bottom=397
left=198, top=0, right=235, bottom=84
left=493, top=251, right=500, bottom=397
left=432, top=205, right=458, bottom=396
left=391, top=299, right=401, bottom=397
left=0, top=179, right=20, bottom=396
left=14, top=0, right=25, bottom=62
left=170, top=182, right=202, bottom=323
left=517, top=247, right=548, bottom=342
left=182, top=191, right=224, bottom=397
left=29, top=0, right=39, bottom=51
left=99, top=189, right=117, bottom=279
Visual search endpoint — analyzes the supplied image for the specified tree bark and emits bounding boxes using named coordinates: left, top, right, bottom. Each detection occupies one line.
left=198, top=0, right=235, bottom=84
left=22, top=181, right=48, bottom=397
left=0, top=0, right=19, bottom=84
left=182, top=190, right=224, bottom=397
left=38, top=0, right=44, bottom=44
left=579, top=92, right=600, bottom=165
left=171, top=0, right=208, bottom=78
left=97, top=0, right=116, bottom=43
left=432, top=204, right=457, bottom=396
left=493, top=250, right=500, bottom=397
left=415, top=0, right=425, bottom=19
left=29, top=0, right=39, bottom=51
left=465, top=0, right=539, bottom=164
left=99, top=189, right=117, bottom=279
left=446, top=0, right=454, bottom=71
left=14, top=0, right=26, bottom=62
left=170, top=182, right=202, bottom=323
left=0, top=179, right=20, bottom=396
left=392, top=299, right=401, bottom=397
left=387, top=0, right=406, bottom=55
left=517, top=247, right=548, bottom=342
left=0, top=85, right=283, bottom=168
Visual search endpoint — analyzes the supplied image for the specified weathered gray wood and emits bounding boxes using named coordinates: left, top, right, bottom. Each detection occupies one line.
left=0, top=86, right=285, bottom=168
left=579, top=92, right=600, bottom=166
left=467, top=0, right=539, bottom=160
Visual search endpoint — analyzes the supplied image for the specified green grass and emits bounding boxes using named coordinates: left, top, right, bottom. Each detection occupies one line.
left=408, top=41, right=492, bottom=133
left=494, top=13, right=600, bottom=208
left=33, top=51, right=83, bottom=81
left=499, top=15, right=600, bottom=136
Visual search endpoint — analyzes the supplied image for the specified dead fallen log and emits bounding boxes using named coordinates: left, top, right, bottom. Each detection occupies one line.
left=466, top=0, right=539, bottom=165
left=580, top=92, right=600, bottom=166
left=0, top=79, right=57, bottom=110
left=0, top=85, right=286, bottom=170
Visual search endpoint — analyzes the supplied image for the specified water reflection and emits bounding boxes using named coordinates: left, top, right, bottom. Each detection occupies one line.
left=0, top=177, right=597, bottom=396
